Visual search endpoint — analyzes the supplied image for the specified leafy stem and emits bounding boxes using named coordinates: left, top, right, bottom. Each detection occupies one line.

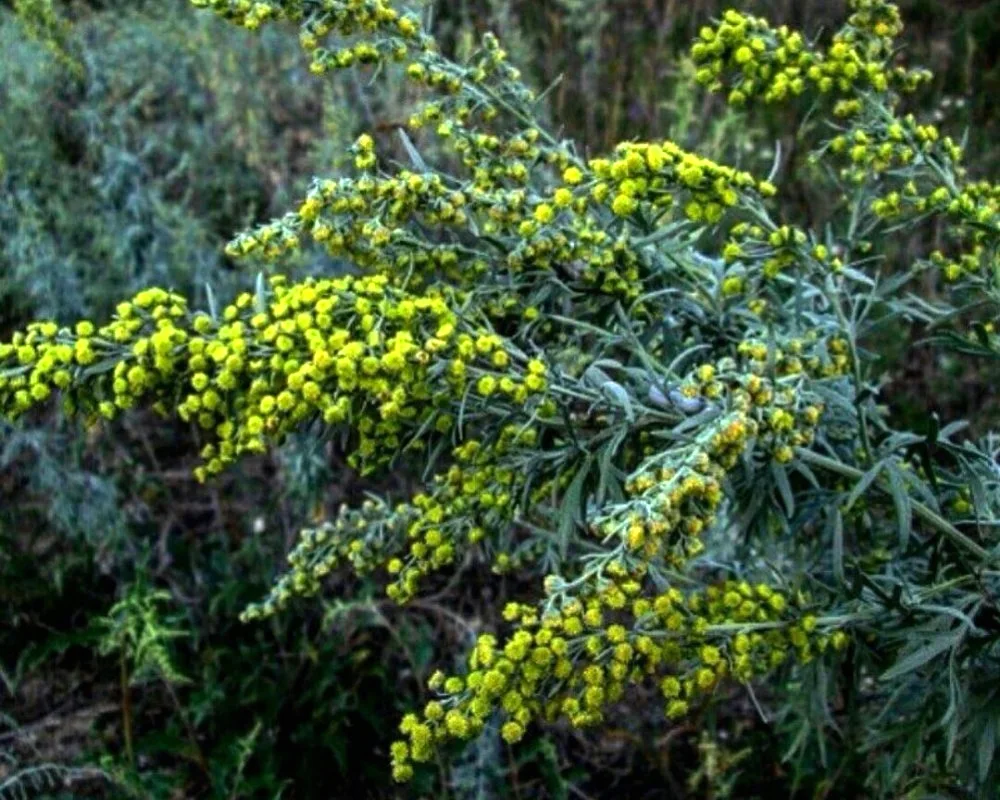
left=795, top=447, right=992, bottom=563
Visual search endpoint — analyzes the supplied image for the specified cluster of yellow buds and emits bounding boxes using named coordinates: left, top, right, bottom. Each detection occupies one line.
left=0, top=287, right=190, bottom=420
left=389, top=569, right=845, bottom=782
left=586, top=140, right=774, bottom=225
left=928, top=248, right=992, bottom=283
left=725, top=221, right=820, bottom=282
left=0, top=275, right=552, bottom=481
left=609, top=437, right=733, bottom=566
left=738, top=335, right=851, bottom=382
left=815, top=93, right=1000, bottom=302
left=243, top=417, right=569, bottom=616
left=923, top=179, right=1000, bottom=249
left=829, top=114, right=960, bottom=186
left=691, top=1, right=929, bottom=109
left=226, top=129, right=646, bottom=299
left=690, top=10, right=813, bottom=106
left=227, top=164, right=477, bottom=275
left=405, top=32, right=537, bottom=137
left=385, top=424, right=546, bottom=603
left=593, top=355, right=833, bottom=570
left=241, top=498, right=416, bottom=620
left=693, top=352, right=833, bottom=458
left=192, top=0, right=430, bottom=70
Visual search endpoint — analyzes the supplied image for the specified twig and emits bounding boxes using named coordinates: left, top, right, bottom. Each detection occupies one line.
left=796, top=447, right=993, bottom=562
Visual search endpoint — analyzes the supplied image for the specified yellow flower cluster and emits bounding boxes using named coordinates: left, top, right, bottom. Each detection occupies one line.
left=610, top=428, right=735, bottom=565
left=586, top=140, right=775, bottom=225
left=914, top=178, right=1000, bottom=270
left=229, top=164, right=477, bottom=272
left=830, top=114, right=961, bottom=187
left=691, top=1, right=929, bottom=109
left=241, top=415, right=567, bottom=618
left=0, top=287, right=190, bottom=420
left=385, top=424, right=547, bottom=603
left=390, top=569, right=845, bottom=782
left=595, top=354, right=832, bottom=567
left=508, top=218, right=643, bottom=299
left=422, top=121, right=545, bottom=188
left=404, top=32, right=538, bottom=139
left=0, top=275, right=551, bottom=480
left=690, top=9, right=813, bottom=106
left=228, top=126, right=651, bottom=298
left=929, top=247, right=994, bottom=284
left=189, top=0, right=286, bottom=30
left=898, top=147, right=1000, bottom=294
left=192, top=0, right=429, bottom=71
left=688, top=1, right=995, bottom=320
left=725, top=221, right=825, bottom=281
left=689, top=348, right=834, bottom=445
left=736, top=335, right=851, bottom=383
left=242, top=498, right=416, bottom=621
left=821, top=97, right=1000, bottom=294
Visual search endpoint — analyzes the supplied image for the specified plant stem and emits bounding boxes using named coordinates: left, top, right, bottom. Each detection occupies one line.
left=822, top=274, right=875, bottom=463
left=795, top=447, right=992, bottom=562
left=119, top=653, right=135, bottom=770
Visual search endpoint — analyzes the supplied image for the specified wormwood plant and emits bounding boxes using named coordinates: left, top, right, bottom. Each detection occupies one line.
left=4, top=0, right=1000, bottom=794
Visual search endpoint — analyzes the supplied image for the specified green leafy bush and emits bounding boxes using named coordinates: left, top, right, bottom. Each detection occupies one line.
left=6, top=0, right=1000, bottom=797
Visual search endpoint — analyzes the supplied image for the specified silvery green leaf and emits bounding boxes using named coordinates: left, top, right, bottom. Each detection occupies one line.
left=881, top=632, right=962, bottom=682
left=601, top=380, right=634, bottom=422
left=254, top=271, right=267, bottom=314
left=668, top=389, right=705, bottom=415
left=647, top=385, right=669, bottom=408
left=205, top=282, right=218, bottom=321
left=396, top=128, right=428, bottom=171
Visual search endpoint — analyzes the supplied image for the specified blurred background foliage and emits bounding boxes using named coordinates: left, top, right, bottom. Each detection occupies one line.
left=2, top=0, right=1000, bottom=797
